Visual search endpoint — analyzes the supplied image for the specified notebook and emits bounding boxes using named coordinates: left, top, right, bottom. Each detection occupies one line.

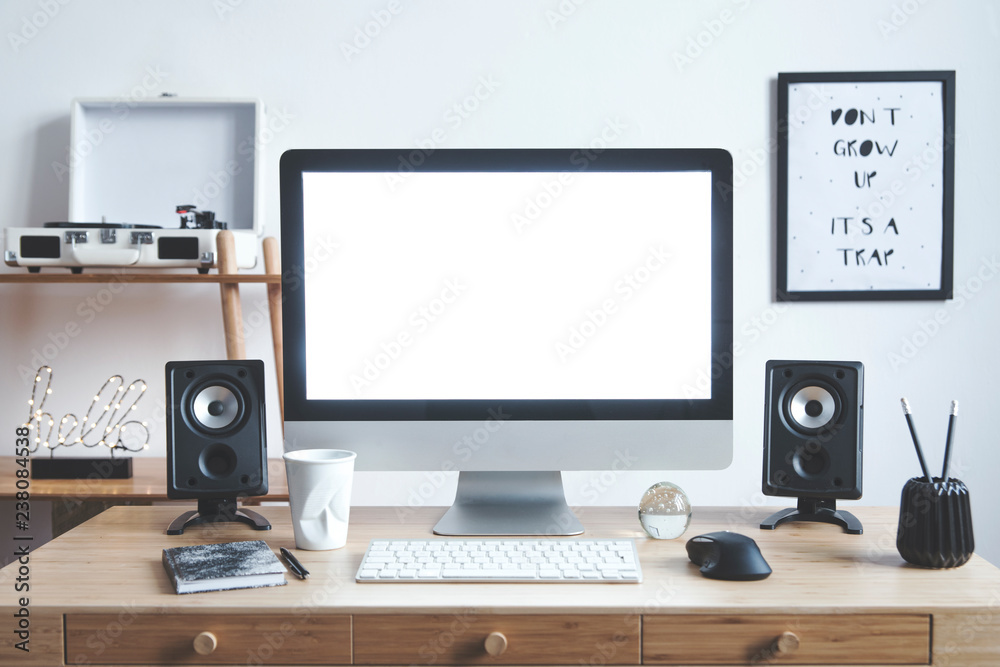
left=162, top=540, right=287, bottom=594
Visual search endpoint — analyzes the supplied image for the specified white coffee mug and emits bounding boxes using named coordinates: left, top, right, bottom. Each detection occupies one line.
left=283, top=449, right=356, bottom=550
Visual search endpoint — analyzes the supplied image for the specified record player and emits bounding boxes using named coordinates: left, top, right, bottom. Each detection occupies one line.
left=4, top=96, right=263, bottom=273
left=5, top=207, right=257, bottom=273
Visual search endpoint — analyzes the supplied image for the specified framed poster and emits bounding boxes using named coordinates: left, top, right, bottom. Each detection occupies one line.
left=777, top=71, right=955, bottom=301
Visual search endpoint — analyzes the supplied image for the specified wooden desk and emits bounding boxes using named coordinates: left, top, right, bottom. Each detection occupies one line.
left=2, top=506, right=998, bottom=666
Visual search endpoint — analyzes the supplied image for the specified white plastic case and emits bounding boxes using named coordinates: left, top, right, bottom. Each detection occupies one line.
left=5, top=96, right=263, bottom=272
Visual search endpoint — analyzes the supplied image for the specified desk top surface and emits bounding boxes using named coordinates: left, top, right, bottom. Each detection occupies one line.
left=5, top=505, right=1000, bottom=616
left=0, top=456, right=288, bottom=501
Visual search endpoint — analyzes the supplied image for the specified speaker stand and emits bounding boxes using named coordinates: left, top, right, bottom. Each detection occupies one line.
left=760, top=497, right=863, bottom=534
left=167, top=498, right=271, bottom=535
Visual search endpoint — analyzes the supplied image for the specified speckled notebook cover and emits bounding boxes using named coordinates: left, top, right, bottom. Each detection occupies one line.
left=162, top=540, right=287, bottom=594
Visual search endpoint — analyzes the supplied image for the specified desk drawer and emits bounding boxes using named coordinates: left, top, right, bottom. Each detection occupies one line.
left=354, top=613, right=640, bottom=665
left=643, top=614, right=930, bottom=665
left=65, top=613, right=351, bottom=665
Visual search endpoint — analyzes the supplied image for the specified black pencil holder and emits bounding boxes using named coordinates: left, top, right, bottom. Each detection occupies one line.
left=896, top=477, right=974, bottom=569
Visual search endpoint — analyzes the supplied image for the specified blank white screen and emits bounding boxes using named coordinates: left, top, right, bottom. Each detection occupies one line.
left=303, top=170, right=712, bottom=401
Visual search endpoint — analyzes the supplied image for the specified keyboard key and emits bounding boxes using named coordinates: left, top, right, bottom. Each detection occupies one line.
left=442, top=568, right=537, bottom=579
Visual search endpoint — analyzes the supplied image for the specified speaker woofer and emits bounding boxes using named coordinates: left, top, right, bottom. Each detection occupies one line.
left=785, top=381, right=840, bottom=433
left=191, top=384, right=241, bottom=431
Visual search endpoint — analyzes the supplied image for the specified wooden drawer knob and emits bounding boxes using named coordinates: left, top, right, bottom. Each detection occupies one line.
left=774, top=631, right=800, bottom=655
left=193, top=631, right=218, bottom=656
left=484, top=631, right=508, bottom=657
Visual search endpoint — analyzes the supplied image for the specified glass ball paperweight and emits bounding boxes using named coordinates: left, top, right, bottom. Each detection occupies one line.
left=638, top=481, right=692, bottom=539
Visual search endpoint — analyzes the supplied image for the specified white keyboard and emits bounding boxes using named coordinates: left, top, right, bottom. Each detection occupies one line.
left=355, top=538, right=642, bottom=583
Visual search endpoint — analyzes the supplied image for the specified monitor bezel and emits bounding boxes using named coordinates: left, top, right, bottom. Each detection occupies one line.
left=279, top=148, right=733, bottom=423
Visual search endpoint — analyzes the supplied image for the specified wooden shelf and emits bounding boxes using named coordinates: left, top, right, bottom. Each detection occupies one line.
left=0, top=456, right=288, bottom=502
left=0, top=272, right=279, bottom=284
left=3, top=232, right=286, bottom=421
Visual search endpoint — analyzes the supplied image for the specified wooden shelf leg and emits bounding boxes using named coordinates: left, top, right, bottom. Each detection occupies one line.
left=263, top=237, right=283, bottom=424
left=217, top=230, right=245, bottom=360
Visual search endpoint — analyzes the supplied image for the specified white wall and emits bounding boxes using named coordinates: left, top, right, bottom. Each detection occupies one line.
left=2, top=0, right=998, bottom=564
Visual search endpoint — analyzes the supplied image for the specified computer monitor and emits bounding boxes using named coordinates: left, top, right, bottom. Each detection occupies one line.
left=280, top=148, right=733, bottom=536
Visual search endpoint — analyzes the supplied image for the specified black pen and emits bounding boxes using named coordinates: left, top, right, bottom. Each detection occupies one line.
left=280, top=547, right=310, bottom=579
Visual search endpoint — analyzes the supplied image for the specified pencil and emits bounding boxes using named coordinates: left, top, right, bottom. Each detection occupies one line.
left=900, top=398, right=933, bottom=483
left=940, top=400, right=958, bottom=484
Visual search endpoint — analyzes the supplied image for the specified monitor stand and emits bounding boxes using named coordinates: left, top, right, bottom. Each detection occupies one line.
left=433, top=471, right=584, bottom=536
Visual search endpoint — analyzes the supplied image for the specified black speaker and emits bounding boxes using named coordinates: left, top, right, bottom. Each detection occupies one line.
left=165, top=359, right=270, bottom=535
left=760, top=360, right=864, bottom=534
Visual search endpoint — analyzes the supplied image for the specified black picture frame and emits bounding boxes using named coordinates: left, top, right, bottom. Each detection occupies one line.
left=777, top=71, right=955, bottom=301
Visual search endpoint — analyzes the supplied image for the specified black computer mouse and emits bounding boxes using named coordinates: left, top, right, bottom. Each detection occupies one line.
left=685, top=531, right=772, bottom=581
